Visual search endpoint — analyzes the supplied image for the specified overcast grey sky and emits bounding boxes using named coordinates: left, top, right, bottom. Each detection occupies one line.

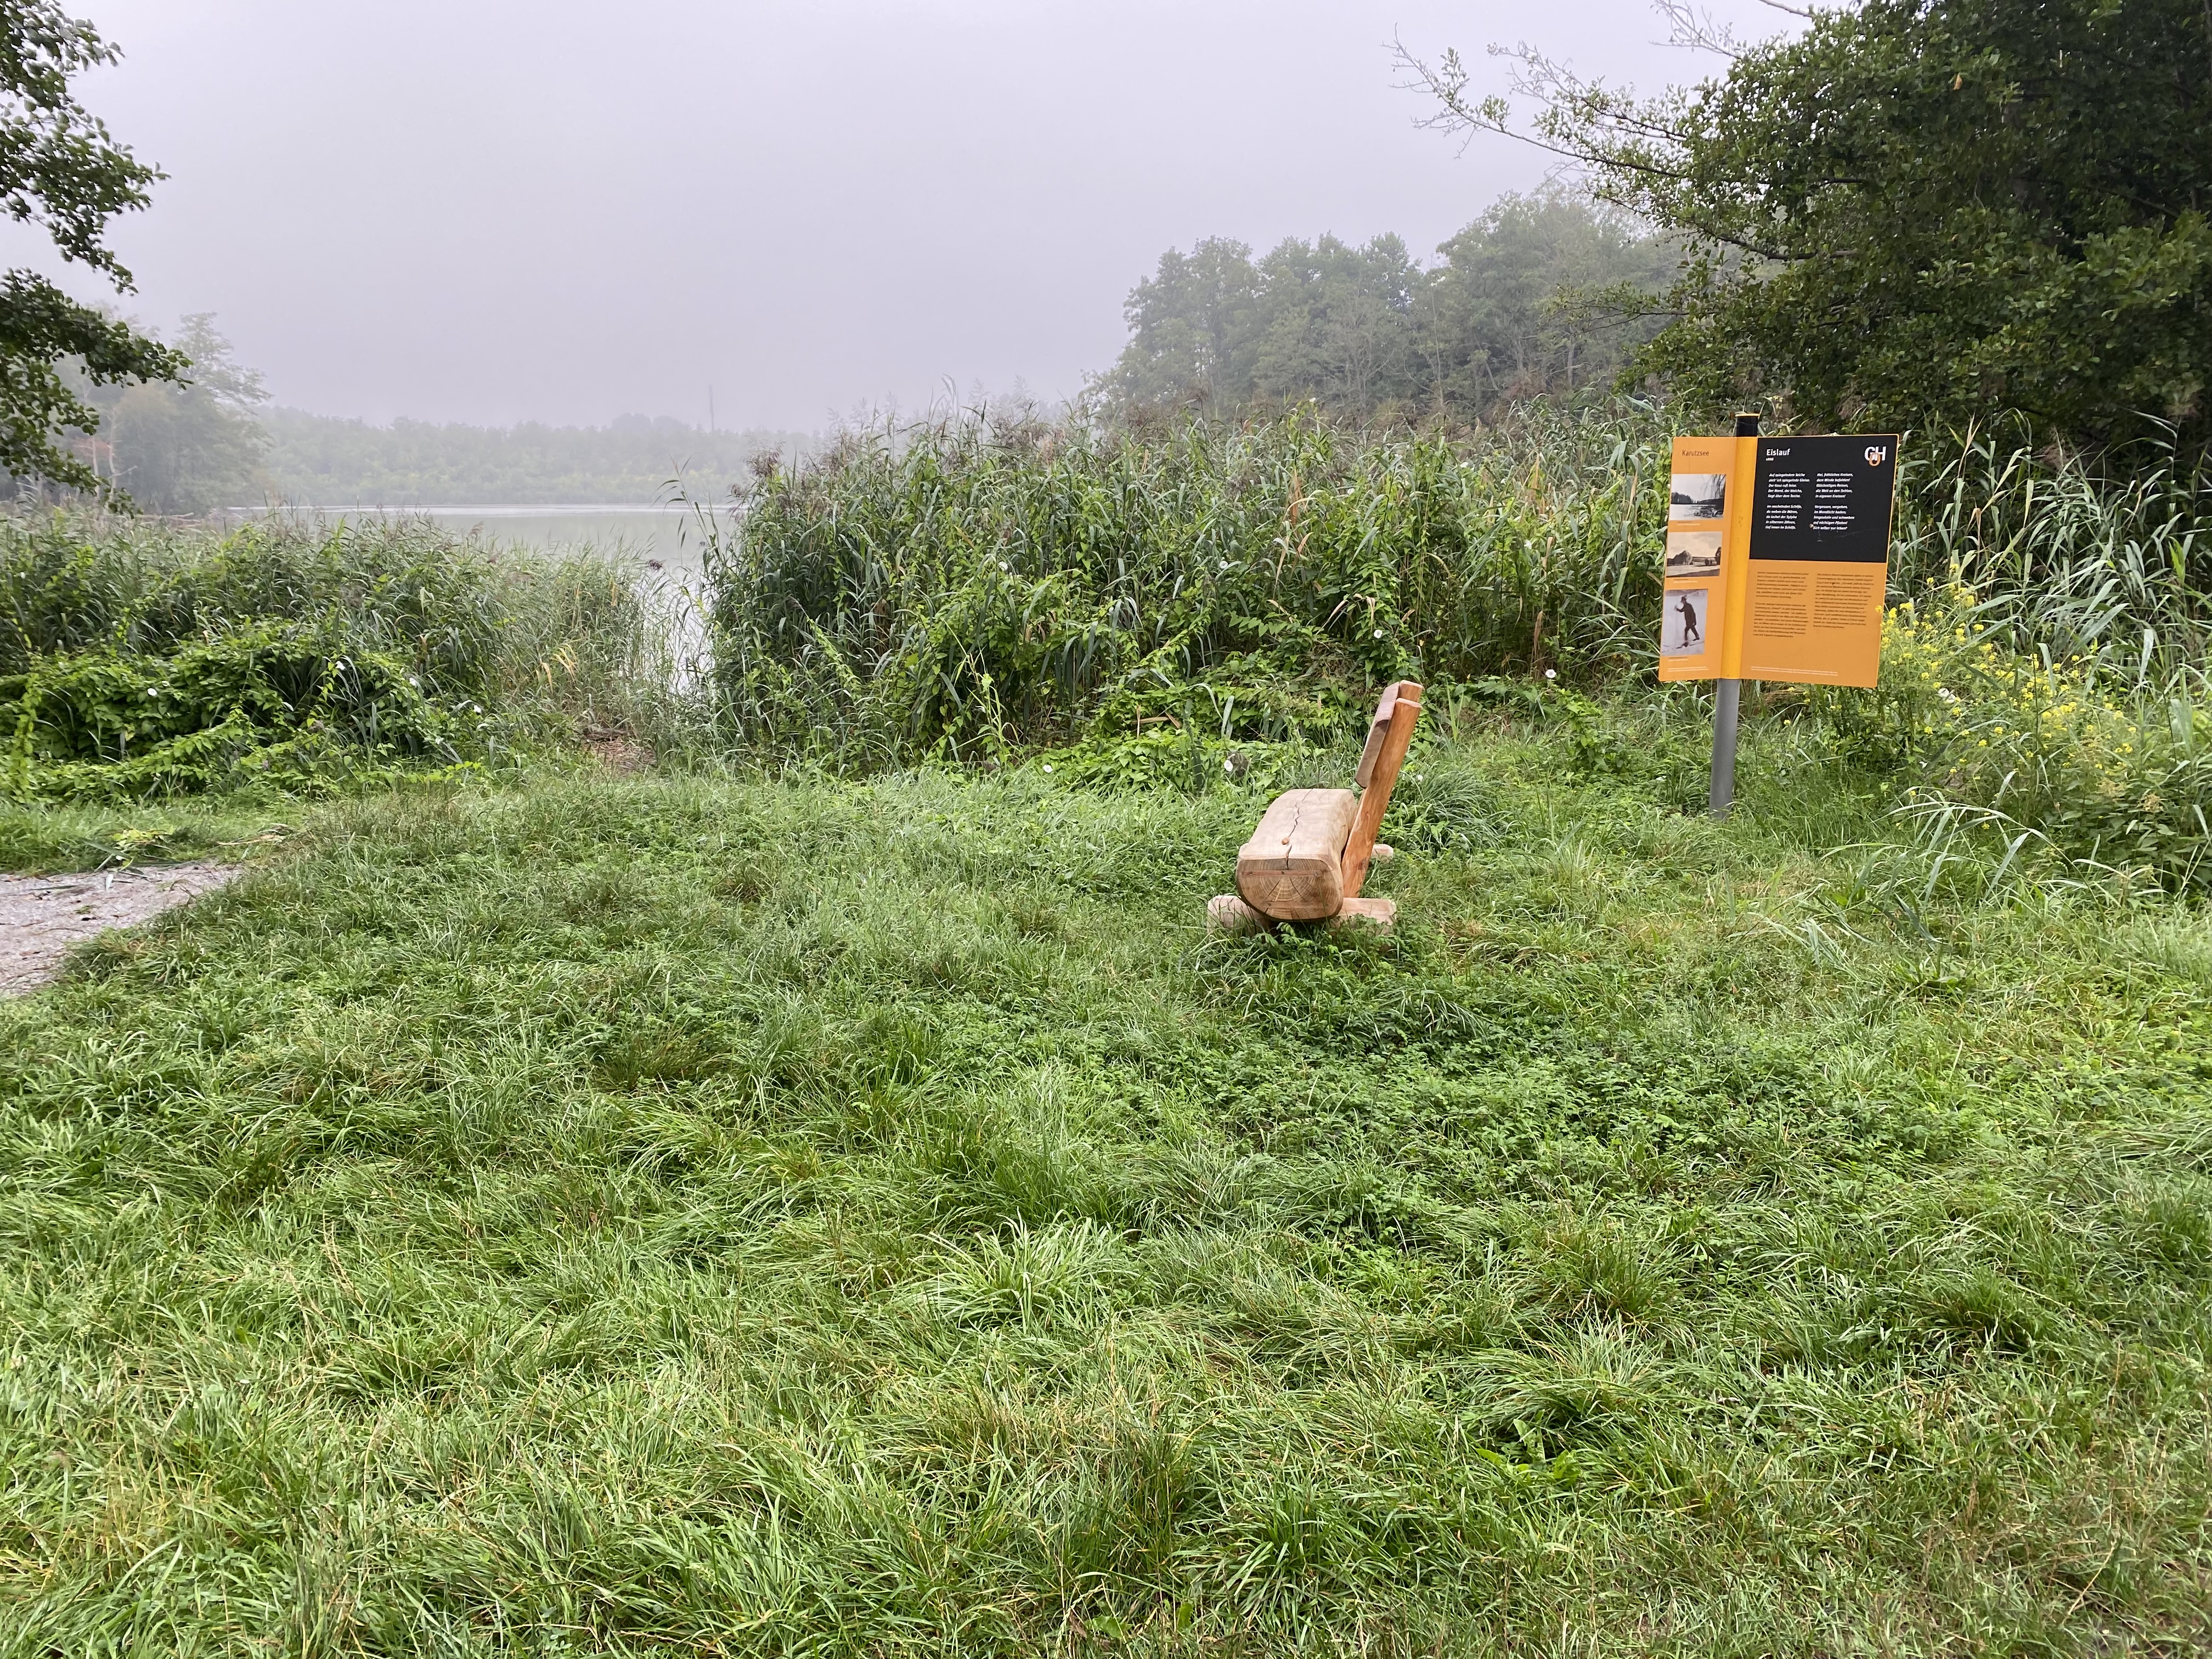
left=19, top=1, right=1790, bottom=430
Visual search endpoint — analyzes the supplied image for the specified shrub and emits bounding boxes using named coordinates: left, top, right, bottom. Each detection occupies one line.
left=0, top=511, right=652, bottom=800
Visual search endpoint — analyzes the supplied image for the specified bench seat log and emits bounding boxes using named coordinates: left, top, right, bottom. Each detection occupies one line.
left=1234, top=788, right=1358, bottom=921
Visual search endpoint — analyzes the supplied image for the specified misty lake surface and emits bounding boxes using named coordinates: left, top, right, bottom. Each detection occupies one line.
left=241, top=504, right=728, bottom=573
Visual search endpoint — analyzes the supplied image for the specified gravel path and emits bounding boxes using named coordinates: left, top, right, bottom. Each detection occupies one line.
left=0, top=862, right=244, bottom=995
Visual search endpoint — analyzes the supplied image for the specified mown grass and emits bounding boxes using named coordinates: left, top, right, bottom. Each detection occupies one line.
left=0, top=795, right=289, bottom=872
left=2, top=715, right=2207, bottom=1654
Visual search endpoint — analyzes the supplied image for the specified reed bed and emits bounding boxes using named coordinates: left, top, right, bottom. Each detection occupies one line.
left=1892, top=425, right=2212, bottom=685
left=704, top=404, right=2212, bottom=885
left=703, top=405, right=1673, bottom=766
left=9, top=407, right=2212, bottom=887
left=0, top=511, right=655, bottom=802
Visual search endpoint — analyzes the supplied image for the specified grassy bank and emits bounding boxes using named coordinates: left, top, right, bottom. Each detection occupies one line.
left=2, top=718, right=2207, bottom=1651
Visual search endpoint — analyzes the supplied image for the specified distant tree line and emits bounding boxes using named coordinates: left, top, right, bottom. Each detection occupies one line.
left=258, top=409, right=802, bottom=509
left=15, top=315, right=803, bottom=513
left=1096, top=194, right=1675, bottom=424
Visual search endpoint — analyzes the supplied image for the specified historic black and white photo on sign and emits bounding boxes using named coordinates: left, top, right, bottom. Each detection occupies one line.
left=1666, top=528, right=1723, bottom=577
left=1669, top=472, right=1727, bottom=520
left=1661, top=586, right=1709, bottom=655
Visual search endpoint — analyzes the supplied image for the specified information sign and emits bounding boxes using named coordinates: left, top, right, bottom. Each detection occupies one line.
left=1658, top=430, right=1898, bottom=690
left=1748, top=435, right=1894, bottom=563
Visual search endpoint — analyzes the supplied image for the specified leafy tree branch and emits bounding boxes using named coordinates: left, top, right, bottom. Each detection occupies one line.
left=0, top=1, right=183, bottom=495
left=1401, top=0, right=2212, bottom=456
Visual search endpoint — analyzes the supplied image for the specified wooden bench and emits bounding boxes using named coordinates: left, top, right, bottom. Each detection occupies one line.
left=1210, top=680, right=1421, bottom=933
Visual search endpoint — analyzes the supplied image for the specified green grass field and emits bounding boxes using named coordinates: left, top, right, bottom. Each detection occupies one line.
left=3, top=722, right=2209, bottom=1654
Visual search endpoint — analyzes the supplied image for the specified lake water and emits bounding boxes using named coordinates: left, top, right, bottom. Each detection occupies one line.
left=235, top=504, right=730, bottom=574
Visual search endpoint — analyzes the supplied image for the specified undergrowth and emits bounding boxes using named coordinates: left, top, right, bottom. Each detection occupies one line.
left=0, top=511, right=654, bottom=804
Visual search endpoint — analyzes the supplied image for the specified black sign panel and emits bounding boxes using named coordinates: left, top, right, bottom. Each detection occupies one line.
left=1748, top=434, right=1899, bottom=563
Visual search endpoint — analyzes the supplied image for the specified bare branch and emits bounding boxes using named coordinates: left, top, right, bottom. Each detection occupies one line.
left=1390, top=34, right=1510, bottom=155
left=1651, top=0, right=1748, bottom=58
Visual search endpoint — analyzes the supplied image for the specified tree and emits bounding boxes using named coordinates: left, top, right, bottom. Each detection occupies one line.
left=1103, top=239, right=1262, bottom=415
left=1417, top=194, right=1675, bottom=413
left=0, top=1, right=183, bottom=494
left=87, top=314, right=266, bottom=512
left=1096, top=199, right=1673, bottom=424
left=1249, top=233, right=1423, bottom=415
left=1402, top=0, right=2212, bottom=454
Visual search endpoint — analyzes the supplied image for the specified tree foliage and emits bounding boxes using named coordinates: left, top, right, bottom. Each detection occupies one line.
left=1404, top=0, right=2212, bottom=453
left=0, top=0, right=182, bottom=493
left=1097, top=195, right=1674, bottom=424
left=80, top=314, right=267, bottom=514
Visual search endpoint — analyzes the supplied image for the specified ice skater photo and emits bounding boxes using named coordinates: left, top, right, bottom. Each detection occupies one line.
left=1662, top=586, right=1709, bottom=656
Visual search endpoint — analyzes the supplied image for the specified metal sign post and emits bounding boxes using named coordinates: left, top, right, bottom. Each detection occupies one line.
left=1708, top=676, right=1741, bottom=818
left=1706, top=413, right=1758, bottom=817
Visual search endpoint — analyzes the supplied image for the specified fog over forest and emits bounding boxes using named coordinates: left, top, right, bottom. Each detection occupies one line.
left=1, top=0, right=1796, bottom=441
left=67, top=182, right=1677, bottom=512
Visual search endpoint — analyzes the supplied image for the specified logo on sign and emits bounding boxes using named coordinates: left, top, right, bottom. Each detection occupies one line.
left=1864, top=445, right=1888, bottom=466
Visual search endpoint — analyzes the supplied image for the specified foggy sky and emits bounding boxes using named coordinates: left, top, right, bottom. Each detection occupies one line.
left=12, top=1, right=1793, bottom=431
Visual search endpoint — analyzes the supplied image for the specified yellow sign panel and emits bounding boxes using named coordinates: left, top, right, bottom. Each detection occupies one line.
left=1658, top=431, right=1897, bottom=689
left=1656, top=433, right=1744, bottom=684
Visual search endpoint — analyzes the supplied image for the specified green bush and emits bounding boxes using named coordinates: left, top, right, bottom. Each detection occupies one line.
left=0, top=511, right=652, bottom=801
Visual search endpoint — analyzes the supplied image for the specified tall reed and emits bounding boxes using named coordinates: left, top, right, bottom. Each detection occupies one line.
left=703, top=404, right=1674, bottom=763
left=0, top=511, right=652, bottom=800
left=706, top=405, right=2212, bottom=777
left=1891, top=421, right=2212, bottom=689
